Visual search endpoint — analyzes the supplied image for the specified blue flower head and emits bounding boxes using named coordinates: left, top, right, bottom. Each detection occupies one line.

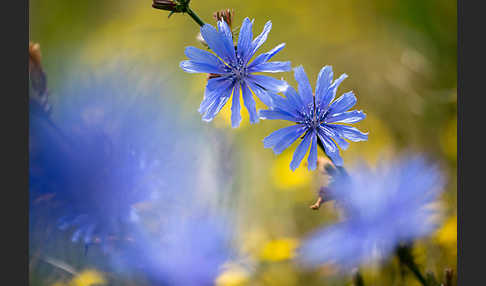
left=125, top=215, right=233, bottom=286
left=298, top=155, right=445, bottom=270
left=181, top=18, right=291, bottom=127
left=261, top=66, right=368, bottom=170
left=29, top=68, right=202, bottom=249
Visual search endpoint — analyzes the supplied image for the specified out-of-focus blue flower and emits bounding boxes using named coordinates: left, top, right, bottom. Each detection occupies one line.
left=298, top=156, right=444, bottom=269
left=261, top=66, right=367, bottom=170
left=126, top=214, right=233, bottom=286
left=29, top=68, right=200, bottom=249
left=180, top=18, right=291, bottom=127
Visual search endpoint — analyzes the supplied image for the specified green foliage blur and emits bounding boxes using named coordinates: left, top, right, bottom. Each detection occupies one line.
left=30, top=0, right=456, bottom=285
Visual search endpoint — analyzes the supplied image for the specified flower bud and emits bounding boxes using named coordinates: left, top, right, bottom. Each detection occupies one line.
left=152, top=0, right=178, bottom=11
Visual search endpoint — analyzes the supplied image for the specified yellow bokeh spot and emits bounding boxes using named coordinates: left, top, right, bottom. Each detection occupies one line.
left=436, top=216, right=457, bottom=247
left=271, top=150, right=312, bottom=190
left=215, top=264, right=250, bottom=286
left=260, top=238, right=299, bottom=262
left=69, top=269, right=106, bottom=286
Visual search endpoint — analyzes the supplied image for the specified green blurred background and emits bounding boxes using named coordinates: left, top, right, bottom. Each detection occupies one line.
left=30, top=0, right=457, bottom=285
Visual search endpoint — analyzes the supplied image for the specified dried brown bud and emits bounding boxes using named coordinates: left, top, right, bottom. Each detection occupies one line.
left=152, top=0, right=178, bottom=11
left=213, top=9, right=234, bottom=29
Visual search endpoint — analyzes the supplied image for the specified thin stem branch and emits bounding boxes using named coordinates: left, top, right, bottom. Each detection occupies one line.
left=396, top=245, right=428, bottom=286
left=405, top=260, right=428, bottom=286
left=185, top=7, right=204, bottom=27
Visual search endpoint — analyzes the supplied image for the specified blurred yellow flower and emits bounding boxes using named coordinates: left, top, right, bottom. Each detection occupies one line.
left=271, top=150, right=311, bottom=190
left=436, top=216, right=457, bottom=247
left=260, top=238, right=299, bottom=262
left=50, top=269, right=106, bottom=286
left=215, top=264, right=250, bottom=286
left=69, top=269, right=106, bottom=286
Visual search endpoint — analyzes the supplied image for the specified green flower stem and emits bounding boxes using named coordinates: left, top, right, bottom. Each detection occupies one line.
left=396, top=245, right=428, bottom=286
left=353, top=270, right=365, bottom=286
left=185, top=6, right=204, bottom=27
left=405, top=261, right=427, bottom=286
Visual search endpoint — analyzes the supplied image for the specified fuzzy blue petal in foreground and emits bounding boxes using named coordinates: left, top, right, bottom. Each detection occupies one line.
left=298, top=156, right=444, bottom=269
left=261, top=65, right=367, bottom=170
left=29, top=68, right=203, bottom=249
left=180, top=18, right=291, bottom=127
left=126, top=216, right=232, bottom=286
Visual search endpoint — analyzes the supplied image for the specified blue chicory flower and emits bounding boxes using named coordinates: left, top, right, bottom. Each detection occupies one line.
left=180, top=17, right=291, bottom=127
left=261, top=65, right=368, bottom=170
left=125, top=215, right=233, bottom=286
left=298, top=155, right=444, bottom=269
left=29, top=68, right=203, bottom=249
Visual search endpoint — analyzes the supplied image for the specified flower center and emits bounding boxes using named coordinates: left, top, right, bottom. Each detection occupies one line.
left=233, top=66, right=246, bottom=79
left=230, top=56, right=247, bottom=81
left=303, top=116, right=319, bottom=130
left=301, top=104, right=328, bottom=130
